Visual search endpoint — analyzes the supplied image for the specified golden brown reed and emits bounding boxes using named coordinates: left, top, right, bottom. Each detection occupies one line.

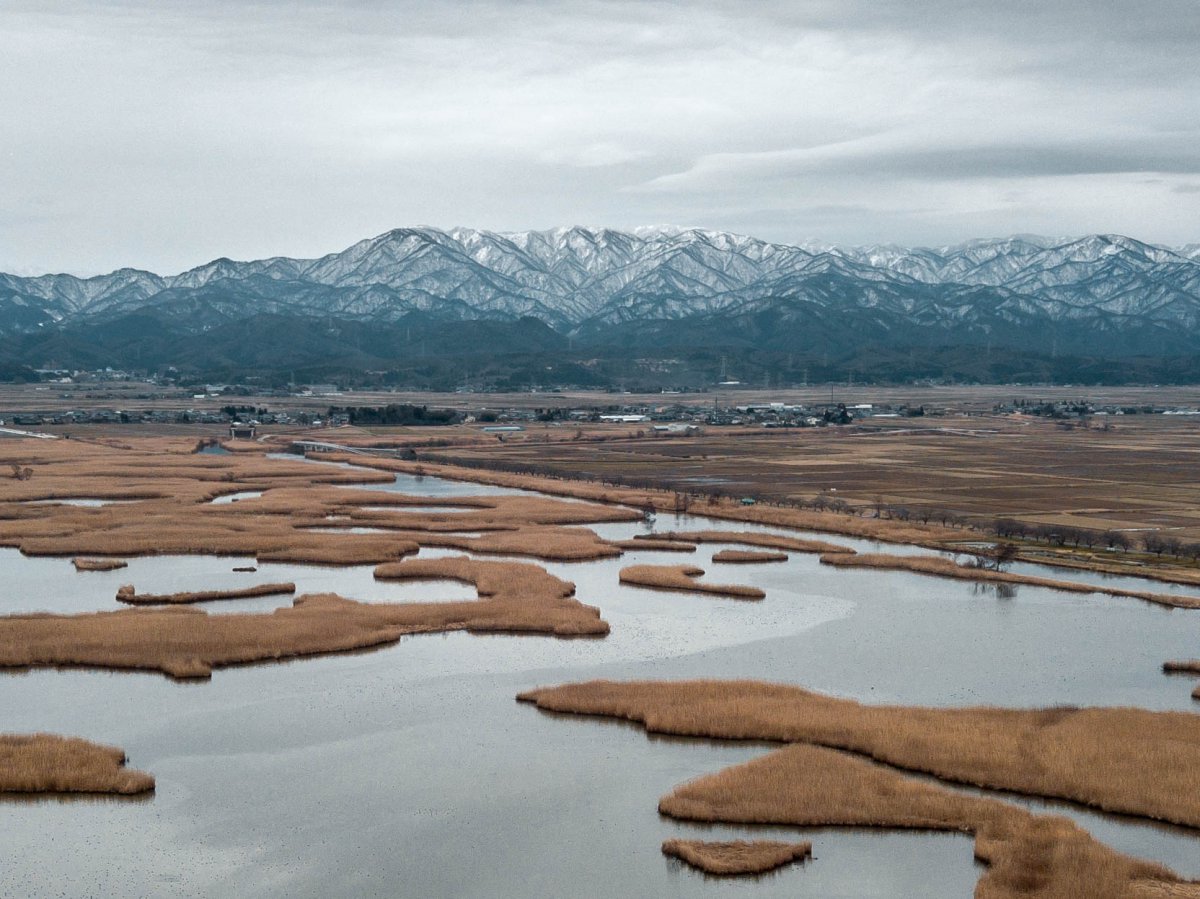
left=609, top=538, right=697, bottom=552
left=0, top=441, right=638, bottom=565
left=844, top=550, right=1200, bottom=607
left=0, top=734, right=154, bottom=795
left=635, top=530, right=849, bottom=555
left=618, top=565, right=766, bottom=600
left=72, top=557, right=127, bottom=571
left=1016, top=553, right=1200, bottom=588
left=519, top=681, right=1200, bottom=898
left=115, top=582, right=296, bottom=605
left=1162, top=661, right=1200, bottom=700
left=711, top=549, right=788, bottom=564
left=660, top=839, right=811, bottom=876
left=326, top=455, right=960, bottom=548
left=353, top=449, right=1200, bottom=589
left=819, top=552, right=1200, bottom=609
left=660, top=742, right=1191, bottom=899
left=0, top=557, right=605, bottom=679
left=517, top=680, right=1200, bottom=827
left=1163, top=661, right=1200, bottom=674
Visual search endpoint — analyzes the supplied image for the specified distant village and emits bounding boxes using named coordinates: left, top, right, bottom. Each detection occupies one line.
left=3, top=367, right=1199, bottom=431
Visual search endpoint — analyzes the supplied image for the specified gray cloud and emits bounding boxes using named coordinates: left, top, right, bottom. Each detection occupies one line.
left=1, top=0, right=1198, bottom=274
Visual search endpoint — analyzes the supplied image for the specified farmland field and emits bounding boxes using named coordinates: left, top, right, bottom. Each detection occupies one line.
left=432, top=412, right=1200, bottom=540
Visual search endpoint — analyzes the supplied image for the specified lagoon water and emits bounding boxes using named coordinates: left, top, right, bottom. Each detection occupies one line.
left=3, top=462, right=1200, bottom=897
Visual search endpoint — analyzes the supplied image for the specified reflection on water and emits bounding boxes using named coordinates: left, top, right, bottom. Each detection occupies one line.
left=2, top=463, right=1199, bottom=897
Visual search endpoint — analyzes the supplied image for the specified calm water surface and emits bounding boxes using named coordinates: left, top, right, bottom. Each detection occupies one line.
left=2, top=462, right=1199, bottom=897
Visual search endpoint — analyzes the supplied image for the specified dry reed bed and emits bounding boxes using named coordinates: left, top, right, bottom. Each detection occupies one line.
left=72, top=557, right=127, bottom=571
left=609, top=538, right=697, bottom=552
left=818, top=552, right=1200, bottom=609
left=344, top=452, right=1200, bottom=590
left=711, top=549, right=788, bottom=564
left=618, top=565, right=765, bottom=600
left=342, top=493, right=641, bottom=529
left=115, top=582, right=296, bottom=605
left=634, top=530, right=850, bottom=555
left=1163, top=661, right=1200, bottom=675
left=1015, top=552, right=1200, bottom=588
left=4, top=508, right=422, bottom=566
left=518, top=680, right=1200, bottom=826
left=661, top=742, right=1191, bottom=899
left=1162, top=662, right=1200, bottom=700
left=519, top=680, right=1200, bottom=898
left=0, top=444, right=641, bottom=565
left=0, top=734, right=154, bottom=795
left=660, top=839, right=811, bottom=876
left=320, top=455, right=961, bottom=547
left=0, top=557, right=605, bottom=679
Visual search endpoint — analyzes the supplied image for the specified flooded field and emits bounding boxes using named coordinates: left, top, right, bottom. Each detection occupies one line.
left=3, top=461, right=1199, bottom=897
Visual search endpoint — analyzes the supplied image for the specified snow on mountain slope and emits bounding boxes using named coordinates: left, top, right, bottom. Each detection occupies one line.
left=1, top=228, right=1199, bottom=348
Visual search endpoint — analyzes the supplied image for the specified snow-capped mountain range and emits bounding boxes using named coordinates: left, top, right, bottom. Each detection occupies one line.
left=3, top=227, right=1200, bottom=361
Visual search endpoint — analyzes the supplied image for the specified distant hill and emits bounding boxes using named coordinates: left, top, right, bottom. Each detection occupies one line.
left=3, top=227, right=1199, bottom=384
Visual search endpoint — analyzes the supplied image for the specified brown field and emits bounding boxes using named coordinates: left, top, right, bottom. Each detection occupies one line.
left=0, top=556, right=605, bottom=679
left=5, top=382, right=1199, bottom=420
left=115, top=582, right=296, bottom=605
left=818, top=553, right=1200, bottom=609
left=660, top=839, right=812, bottom=876
left=619, top=565, right=766, bottom=600
left=427, top=412, right=1200, bottom=543
left=519, top=680, right=1200, bottom=898
left=319, top=454, right=960, bottom=548
left=1, top=734, right=154, bottom=795
left=711, top=549, right=789, bottom=564
left=72, top=557, right=127, bottom=571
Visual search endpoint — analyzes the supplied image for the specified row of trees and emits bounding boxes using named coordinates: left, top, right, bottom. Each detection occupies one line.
left=328, top=404, right=459, bottom=426
left=990, top=518, right=1200, bottom=559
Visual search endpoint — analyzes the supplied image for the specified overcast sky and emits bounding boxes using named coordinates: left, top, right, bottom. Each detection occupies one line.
left=3, top=0, right=1199, bottom=275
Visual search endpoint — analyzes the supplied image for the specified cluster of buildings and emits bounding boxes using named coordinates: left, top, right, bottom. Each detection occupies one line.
left=478, top=400, right=927, bottom=429
left=992, top=400, right=1200, bottom=417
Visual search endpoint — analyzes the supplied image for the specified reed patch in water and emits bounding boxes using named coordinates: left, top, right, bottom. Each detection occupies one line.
left=518, top=679, right=1200, bottom=827
left=72, top=557, right=127, bottom=571
left=661, top=742, right=1192, bottom=899
left=115, top=582, right=296, bottom=605
left=609, top=538, right=697, bottom=552
left=1163, top=660, right=1200, bottom=674
left=820, top=552, right=1200, bottom=609
left=711, top=549, right=788, bottom=564
left=660, top=839, right=811, bottom=876
left=0, top=558, right=605, bottom=679
left=635, top=530, right=849, bottom=555
left=0, top=734, right=154, bottom=795
left=618, top=565, right=765, bottom=599
left=519, top=680, right=1200, bottom=898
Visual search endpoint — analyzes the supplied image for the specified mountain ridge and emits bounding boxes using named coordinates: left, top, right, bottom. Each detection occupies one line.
left=2, top=226, right=1199, bottom=380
